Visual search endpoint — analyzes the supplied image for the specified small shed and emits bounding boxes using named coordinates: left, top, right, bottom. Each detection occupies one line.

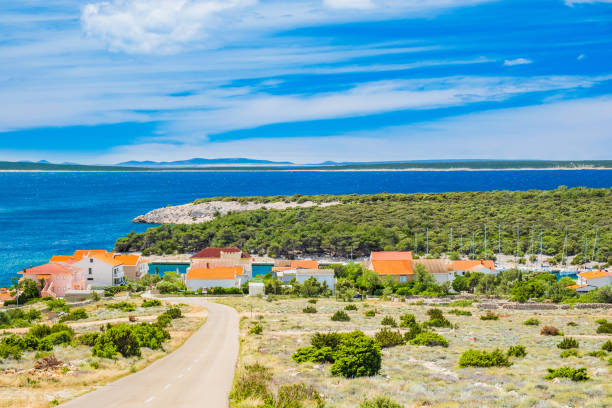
left=248, top=282, right=265, bottom=297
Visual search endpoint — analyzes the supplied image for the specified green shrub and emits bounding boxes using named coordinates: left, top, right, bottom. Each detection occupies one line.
left=587, top=350, right=607, bottom=358
left=602, top=340, right=612, bottom=352
left=156, top=314, right=172, bottom=328
left=107, top=301, right=136, bottom=312
left=360, top=396, right=404, bottom=408
left=344, top=304, right=358, bottom=311
left=427, top=308, right=444, bottom=320
left=399, top=313, right=417, bottom=328
left=60, top=308, right=88, bottom=322
left=480, top=311, right=499, bottom=321
left=28, top=324, right=51, bottom=339
left=380, top=316, right=397, bottom=327
left=230, top=363, right=272, bottom=402
left=596, top=321, right=612, bottom=334
left=364, top=309, right=376, bottom=317
left=449, top=299, right=473, bottom=307
left=141, top=299, right=162, bottom=308
left=311, top=332, right=343, bottom=350
left=459, top=349, right=512, bottom=367
left=409, top=332, right=448, bottom=347
left=541, top=326, right=562, bottom=336
left=557, top=337, right=579, bottom=349
left=545, top=367, right=588, bottom=381
left=249, top=322, right=263, bottom=335
left=403, top=324, right=423, bottom=342
left=0, top=343, right=22, bottom=360
left=92, top=324, right=141, bottom=358
left=131, top=323, right=170, bottom=349
left=567, top=321, right=578, bottom=327
left=422, top=317, right=452, bottom=329
left=330, top=334, right=381, bottom=378
left=374, top=328, right=405, bottom=348
left=46, top=298, right=69, bottom=312
left=507, top=345, right=527, bottom=358
left=560, top=349, right=581, bottom=358
left=274, top=383, right=323, bottom=407
left=302, top=306, right=317, bottom=314
left=76, top=332, right=100, bottom=346
left=523, top=318, right=540, bottom=326
left=448, top=309, right=472, bottom=316
left=164, top=307, right=182, bottom=319
left=331, top=310, right=350, bottom=322
left=292, top=346, right=334, bottom=363
left=44, top=331, right=72, bottom=346
left=307, top=299, right=318, bottom=304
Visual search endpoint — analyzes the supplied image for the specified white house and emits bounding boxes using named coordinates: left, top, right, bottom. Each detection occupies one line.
left=568, top=270, right=612, bottom=292
left=70, top=250, right=125, bottom=287
left=185, top=266, right=245, bottom=291
left=276, top=268, right=335, bottom=293
left=451, top=260, right=498, bottom=276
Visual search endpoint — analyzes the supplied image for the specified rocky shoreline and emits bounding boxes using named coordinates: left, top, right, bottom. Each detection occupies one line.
left=132, top=200, right=340, bottom=224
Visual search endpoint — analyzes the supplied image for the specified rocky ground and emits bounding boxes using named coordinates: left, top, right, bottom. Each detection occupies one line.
left=132, top=200, right=340, bottom=224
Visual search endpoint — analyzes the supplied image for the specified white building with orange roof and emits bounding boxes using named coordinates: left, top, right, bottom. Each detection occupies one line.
left=567, top=270, right=612, bottom=292
left=368, top=251, right=414, bottom=283
left=185, top=266, right=245, bottom=290
left=18, top=262, right=87, bottom=298
left=451, top=259, right=498, bottom=276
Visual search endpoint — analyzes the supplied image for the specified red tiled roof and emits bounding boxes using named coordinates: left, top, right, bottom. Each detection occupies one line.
left=371, top=251, right=413, bottom=261
left=452, top=260, right=496, bottom=271
left=578, top=270, right=612, bottom=280
left=191, top=247, right=249, bottom=259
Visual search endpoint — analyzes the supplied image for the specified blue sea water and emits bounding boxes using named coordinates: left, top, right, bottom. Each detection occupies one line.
left=1, top=170, right=611, bottom=286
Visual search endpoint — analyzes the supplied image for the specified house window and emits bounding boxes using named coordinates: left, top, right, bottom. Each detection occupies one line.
left=88, top=268, right=92, bottom=274
left=400, top=276, right=407, bottom=283
left=90, top=258, right=94, bottom=263
left=87, top=277, right=94, bottom=281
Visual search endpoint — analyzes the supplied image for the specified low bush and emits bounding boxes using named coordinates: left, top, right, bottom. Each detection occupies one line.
left=164, top=306, right=182, bottom=319
left=131, top=323, right=170, bottom=350
left=44, top=331, right=72, bottom=346
left=567, top=321, right=578, bottom=327
left=541, top=326, right=562, bottom=336
left=403, top=324, right=423, bottom=342
left=560, top=348, right=581, bottom=358
left=0, top=342, right=22, bottom=359
left=331, top=310, right=350, bottom=322
left=422, top=317, right=452, bottom=329
left=602, top=340, right=612, bottom=352
left=587, top=350, right=607, bottom=358
left=274, top=383, right=323, bottom=407
left=380, top=316, right=398, bottom=327
left=523, top=318, right=540, bottom=326
left=459, top=349, right=512, bottom=367
left=60, top=308, right=88, bottom=322
left=141, top=299, right=162, bottom=308
left=360, top=396, right=404, bottom=408
left=50, top=323, right=74, bottom=337
left=399, top=313, right=417, bottom=328
left=46, top=298, right=69, bottom=312
left=307, top=299, right=318, bottom=304
left=480, top=311, right=499, bottom=321
left=107, top=302, right=136, bottom=312
left=28, top=324, right=51, bottom=339
left=449, top=299, right=473, bottom=307
left=230, top=363, right=272, bottom=402
left=557, top=337, right=579, bottom=349
left=92, top=323, right=141, bottom=358
left=427, top=308, right=444, bottom=319
left=507, top=345, right=527, bottom=358
left=596, top=320, right=612, bottom=334
left=249, top=322, right=263, bottom=335
left=364, top=309, right=376, bottom=317
left=302, top=306, right=317, bottom=314
left=448, top=309, right=472, bottom=316
left=293, top=331, right=381, bottom=378
left=409, top=332, right=448, bottom=347
left=545, top=367, right=589, bottom=381
left=344, top=304, right=358, bottom=311
left=374, top=328, right=405, bottom=348
left=76, top=332, right=100, bottom=346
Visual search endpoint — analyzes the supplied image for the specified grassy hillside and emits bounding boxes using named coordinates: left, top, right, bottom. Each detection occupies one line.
left=116, top=187, right=611, bottom=262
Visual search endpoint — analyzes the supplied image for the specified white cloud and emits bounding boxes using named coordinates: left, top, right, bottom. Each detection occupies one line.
left=577, top=54, right=585, bottom=60
left=565, top=0, right=612, bottom=5
left=503, top=58, right=532, bottom=66
left=87, top=96, right=612, bottom=164
left=81, top=0, right=497, bottom=54
left=324, top=0, right=374, bottom=9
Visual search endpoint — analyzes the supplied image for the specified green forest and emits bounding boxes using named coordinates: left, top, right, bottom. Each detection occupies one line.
left=115, top=187, right=611, bottom=263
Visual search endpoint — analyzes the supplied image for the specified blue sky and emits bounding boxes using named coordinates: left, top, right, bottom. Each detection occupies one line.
left=0, top=0, right=611, bottom=164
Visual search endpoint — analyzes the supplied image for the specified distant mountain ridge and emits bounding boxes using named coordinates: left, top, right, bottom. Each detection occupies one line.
left=118, top=157, right=294, bottom=166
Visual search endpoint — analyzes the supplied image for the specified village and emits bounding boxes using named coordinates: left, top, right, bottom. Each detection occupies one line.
left=2, top=247, right=611, bottom=304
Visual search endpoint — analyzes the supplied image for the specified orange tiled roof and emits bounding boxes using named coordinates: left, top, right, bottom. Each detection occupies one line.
left=186, top=266, right=243, bottom=280
left=50, top=255, right=72, bottom=263
left=0, top=288, right=15, bottom=301
left=452, top=260, right=496, bottom=271
left=19, top=263, right=73, bottom=276
left=371, top=251, right=413, bottom=261
left=578, top=270, right=612, bottom=280
left=113, top=254, right=141, bottom=265
left=566, top=284, right=587, bottom=290
left=273, top=260, right=319, bottom=272
left=371, top=260, right=413, bottom=276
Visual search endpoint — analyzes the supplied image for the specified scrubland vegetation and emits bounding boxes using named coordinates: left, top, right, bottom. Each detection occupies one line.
left=221, top=296, right=611, bottom=408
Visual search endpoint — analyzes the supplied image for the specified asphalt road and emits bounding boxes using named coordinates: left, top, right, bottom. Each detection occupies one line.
left=61, top=298, right=239, bottom=408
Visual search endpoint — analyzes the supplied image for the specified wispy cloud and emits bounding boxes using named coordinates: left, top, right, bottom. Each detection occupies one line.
left=565, top=0, right=612, bottom=6
left=503, top=58, right=532, bottom=66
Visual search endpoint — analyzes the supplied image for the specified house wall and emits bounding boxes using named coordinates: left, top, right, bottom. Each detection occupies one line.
left=432, top=273, right=455, bottom=285
left=21, top=273, right=72, bottom=297
left=191, top=257, right=252, bottom=277
left=584, top=276, right=612, bottom=288
left=74, top=257, right=124, bottom=287
left=122, top=262, right=147, bottom=281
left=380, top=274, right=415, bottom=283
left=186, top=278, right=239, bottom=290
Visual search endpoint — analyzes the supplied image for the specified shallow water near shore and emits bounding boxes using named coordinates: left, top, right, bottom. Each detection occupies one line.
left=1, top=170, right=611, bottom=286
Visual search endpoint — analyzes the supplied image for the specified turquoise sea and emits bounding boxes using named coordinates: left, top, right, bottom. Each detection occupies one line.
left=1, top=170, right=611, bottom=286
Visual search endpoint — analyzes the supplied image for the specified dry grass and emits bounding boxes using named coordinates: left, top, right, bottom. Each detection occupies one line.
left=0, top=302, right=206, bottom=408
left=217, top=297, right=612, bottom=408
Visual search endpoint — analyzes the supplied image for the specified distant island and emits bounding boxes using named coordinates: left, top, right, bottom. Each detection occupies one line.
left=1, top=159, right=612, bottom=172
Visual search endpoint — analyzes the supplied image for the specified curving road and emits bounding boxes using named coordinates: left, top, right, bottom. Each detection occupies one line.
left=62, top=298, right=239, bottom=408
